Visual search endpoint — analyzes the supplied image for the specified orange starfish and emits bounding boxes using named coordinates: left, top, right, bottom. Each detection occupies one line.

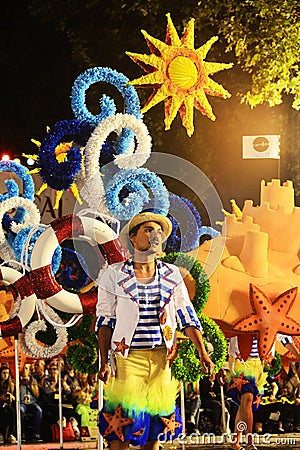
left=233, top=284, right=300, bottom=359
left=160, top=412, right=181, bottom=435
left=102, top=404, right=134, bottom=441
left=114, top=337, right=130, bottom=356
left=228, top=372, right=250, bottom=392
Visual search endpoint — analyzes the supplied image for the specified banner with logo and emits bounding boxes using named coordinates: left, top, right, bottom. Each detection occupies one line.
left=242, top=135, right=280, bottom=159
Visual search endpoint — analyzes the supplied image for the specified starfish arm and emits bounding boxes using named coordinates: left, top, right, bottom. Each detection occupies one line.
left=196, top=36, right=218, bottom=59
left=141, top=85, right=170, bottom=113
left=205, top=78, right=232, bottom=98
left=203, top=61, right=234, bottom=76
left=274, top=286, right=298, bottom=316
left=181, top=17, right=195, bottom=49
left=194, top=90, right=216, bottom=120
left=141, top=29, right=170, bottom=56
left=165, top=13, right=181, bottom=46
left=126, top=51, right=164, bottom=71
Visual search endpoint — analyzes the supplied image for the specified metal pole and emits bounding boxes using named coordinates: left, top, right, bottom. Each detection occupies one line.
left=58, top=356, right=63, bottom=449
left=98, top=379, right=104, bottom=450
left=180, top=381, right=186, bottom=450
left=14, top=335, right=22, bottom=450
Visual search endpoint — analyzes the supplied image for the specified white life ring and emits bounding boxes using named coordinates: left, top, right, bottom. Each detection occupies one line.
left=29, top=214, right=128, bottom=314
left=0, top=266, right=37, bottom=337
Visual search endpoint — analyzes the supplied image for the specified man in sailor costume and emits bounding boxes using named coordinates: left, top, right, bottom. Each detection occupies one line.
left=96, top=210, right=214, bottom=450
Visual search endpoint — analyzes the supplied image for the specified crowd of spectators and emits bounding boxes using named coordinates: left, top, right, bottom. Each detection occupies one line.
left=0, top=358, right=97, bottom=444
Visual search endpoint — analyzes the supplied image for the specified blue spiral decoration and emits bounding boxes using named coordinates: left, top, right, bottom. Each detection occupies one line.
left=104, top=168, right=169, bottom=220
left=71, top=67, right=142, bottom=155
left=0, top=161, right=35, bottom=231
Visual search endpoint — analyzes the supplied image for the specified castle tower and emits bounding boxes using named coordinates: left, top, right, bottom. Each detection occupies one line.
left=260, top=179, right=294, bottom=214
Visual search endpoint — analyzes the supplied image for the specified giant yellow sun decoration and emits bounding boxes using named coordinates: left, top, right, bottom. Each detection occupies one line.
left=126, top=13, right=233, bottom=137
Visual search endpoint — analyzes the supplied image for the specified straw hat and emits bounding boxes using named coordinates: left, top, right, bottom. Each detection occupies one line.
left=120, top=210, right=172, bottom=249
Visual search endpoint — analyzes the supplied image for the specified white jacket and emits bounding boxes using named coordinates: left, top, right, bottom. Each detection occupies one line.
left=95, top=259, right=201, bottom=358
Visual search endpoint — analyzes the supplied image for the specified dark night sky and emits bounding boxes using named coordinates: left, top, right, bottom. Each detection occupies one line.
left=1, top=0, right=299, bottom=212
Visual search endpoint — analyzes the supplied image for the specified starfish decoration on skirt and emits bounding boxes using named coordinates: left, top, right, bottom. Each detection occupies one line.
left=233, top=284, right=300, bottom=359
left=114, top=337, right=130, bottom=356
left=160, top=412, right=181, bottom=435
left=102, top=404, right=134, bottom=441
left=228, top=372, right=250, bottom=392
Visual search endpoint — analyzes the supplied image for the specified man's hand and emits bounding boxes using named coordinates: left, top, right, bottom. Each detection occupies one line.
left=98, top=363, right=111, bottom=384
left=200, top=354, right=214, bottom=376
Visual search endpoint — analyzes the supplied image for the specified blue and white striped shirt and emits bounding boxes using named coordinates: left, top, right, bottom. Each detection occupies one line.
left=130, top=276, right=164, bottom=349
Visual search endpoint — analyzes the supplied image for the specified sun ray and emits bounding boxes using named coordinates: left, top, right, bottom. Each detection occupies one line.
left=165, top=95, right=183, bottom=130
left=142, top=84, right=170, bottom=113
left=165, top=12, right=181, bottom=46
left=127, top=14, right=233, bottom=136
left=70, top=182, right=83, bottom=205
left=36, top=183, right=48, bottom=195
left=53, top=190, right=64, bottom=209
left=27, top=168, right=41, bottom=175
left=126, top=51, right=165, bottom=72
left=180, top=18, right=195, bottom=49
left=203, top=61, right=234, bottom=76
left=181, top=96, right=195, bottom=137
left=205, top=77, right=232, bottom=98
left=22, top=153, right=38, bottom=161
left=194, top=90, right=215, bottom=120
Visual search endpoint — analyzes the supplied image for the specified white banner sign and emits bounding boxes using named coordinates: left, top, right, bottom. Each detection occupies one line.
left=242, top=135, right=280, bottom=159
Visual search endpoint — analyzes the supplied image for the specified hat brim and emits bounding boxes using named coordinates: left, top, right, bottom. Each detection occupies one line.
left=120, top=212, right=172, bottom=250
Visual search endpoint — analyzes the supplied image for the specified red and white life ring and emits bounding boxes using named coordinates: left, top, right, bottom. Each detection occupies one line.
left=29, top=214, right=128, bottom=314
left=0, top=266, right=37, bottom=337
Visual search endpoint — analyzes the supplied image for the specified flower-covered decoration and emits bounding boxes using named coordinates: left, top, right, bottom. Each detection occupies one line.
left=25, top=119, right=93, bottom=209
left=0, top=197, right=41, bottom=265
left=105, top=167, right=170, bottom=220
left=0, top=161, right=35, bottom=232
left=165, top=194, right=202, bottom=252
left=66, top=313, right=99, bottom=374
left=82, top=113, right=152, bottom=213
left=126, top=13, right=233, bottom=136
left=71, top=67, right=141, bottom=155
left=172, top=314, right=227, bottom=382
left=20, top=303, right=68, bottom=358
left=160, top=252, right=226, bottom=381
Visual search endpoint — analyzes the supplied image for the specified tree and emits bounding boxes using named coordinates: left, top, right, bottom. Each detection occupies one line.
left=29, top=0, right=300, bottom=110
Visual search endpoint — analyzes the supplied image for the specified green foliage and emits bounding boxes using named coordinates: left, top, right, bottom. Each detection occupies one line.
left=160, top=252, right=227, bottom=382
left=29, top=0, right=300, bottom=111
left=196, top=0, right=300, bottom=110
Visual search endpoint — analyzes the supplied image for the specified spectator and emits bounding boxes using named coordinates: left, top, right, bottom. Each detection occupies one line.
left=72, top=372, right=97, bottom=428
left=20, top=363, right=43, bottom=442
left=32, top=359, right=46, bottom=383
left=184, top=382, right=201, bottom=435
left=0, top=366, right=17, bottom=444
left=39, top=362, right=75, bottom=441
